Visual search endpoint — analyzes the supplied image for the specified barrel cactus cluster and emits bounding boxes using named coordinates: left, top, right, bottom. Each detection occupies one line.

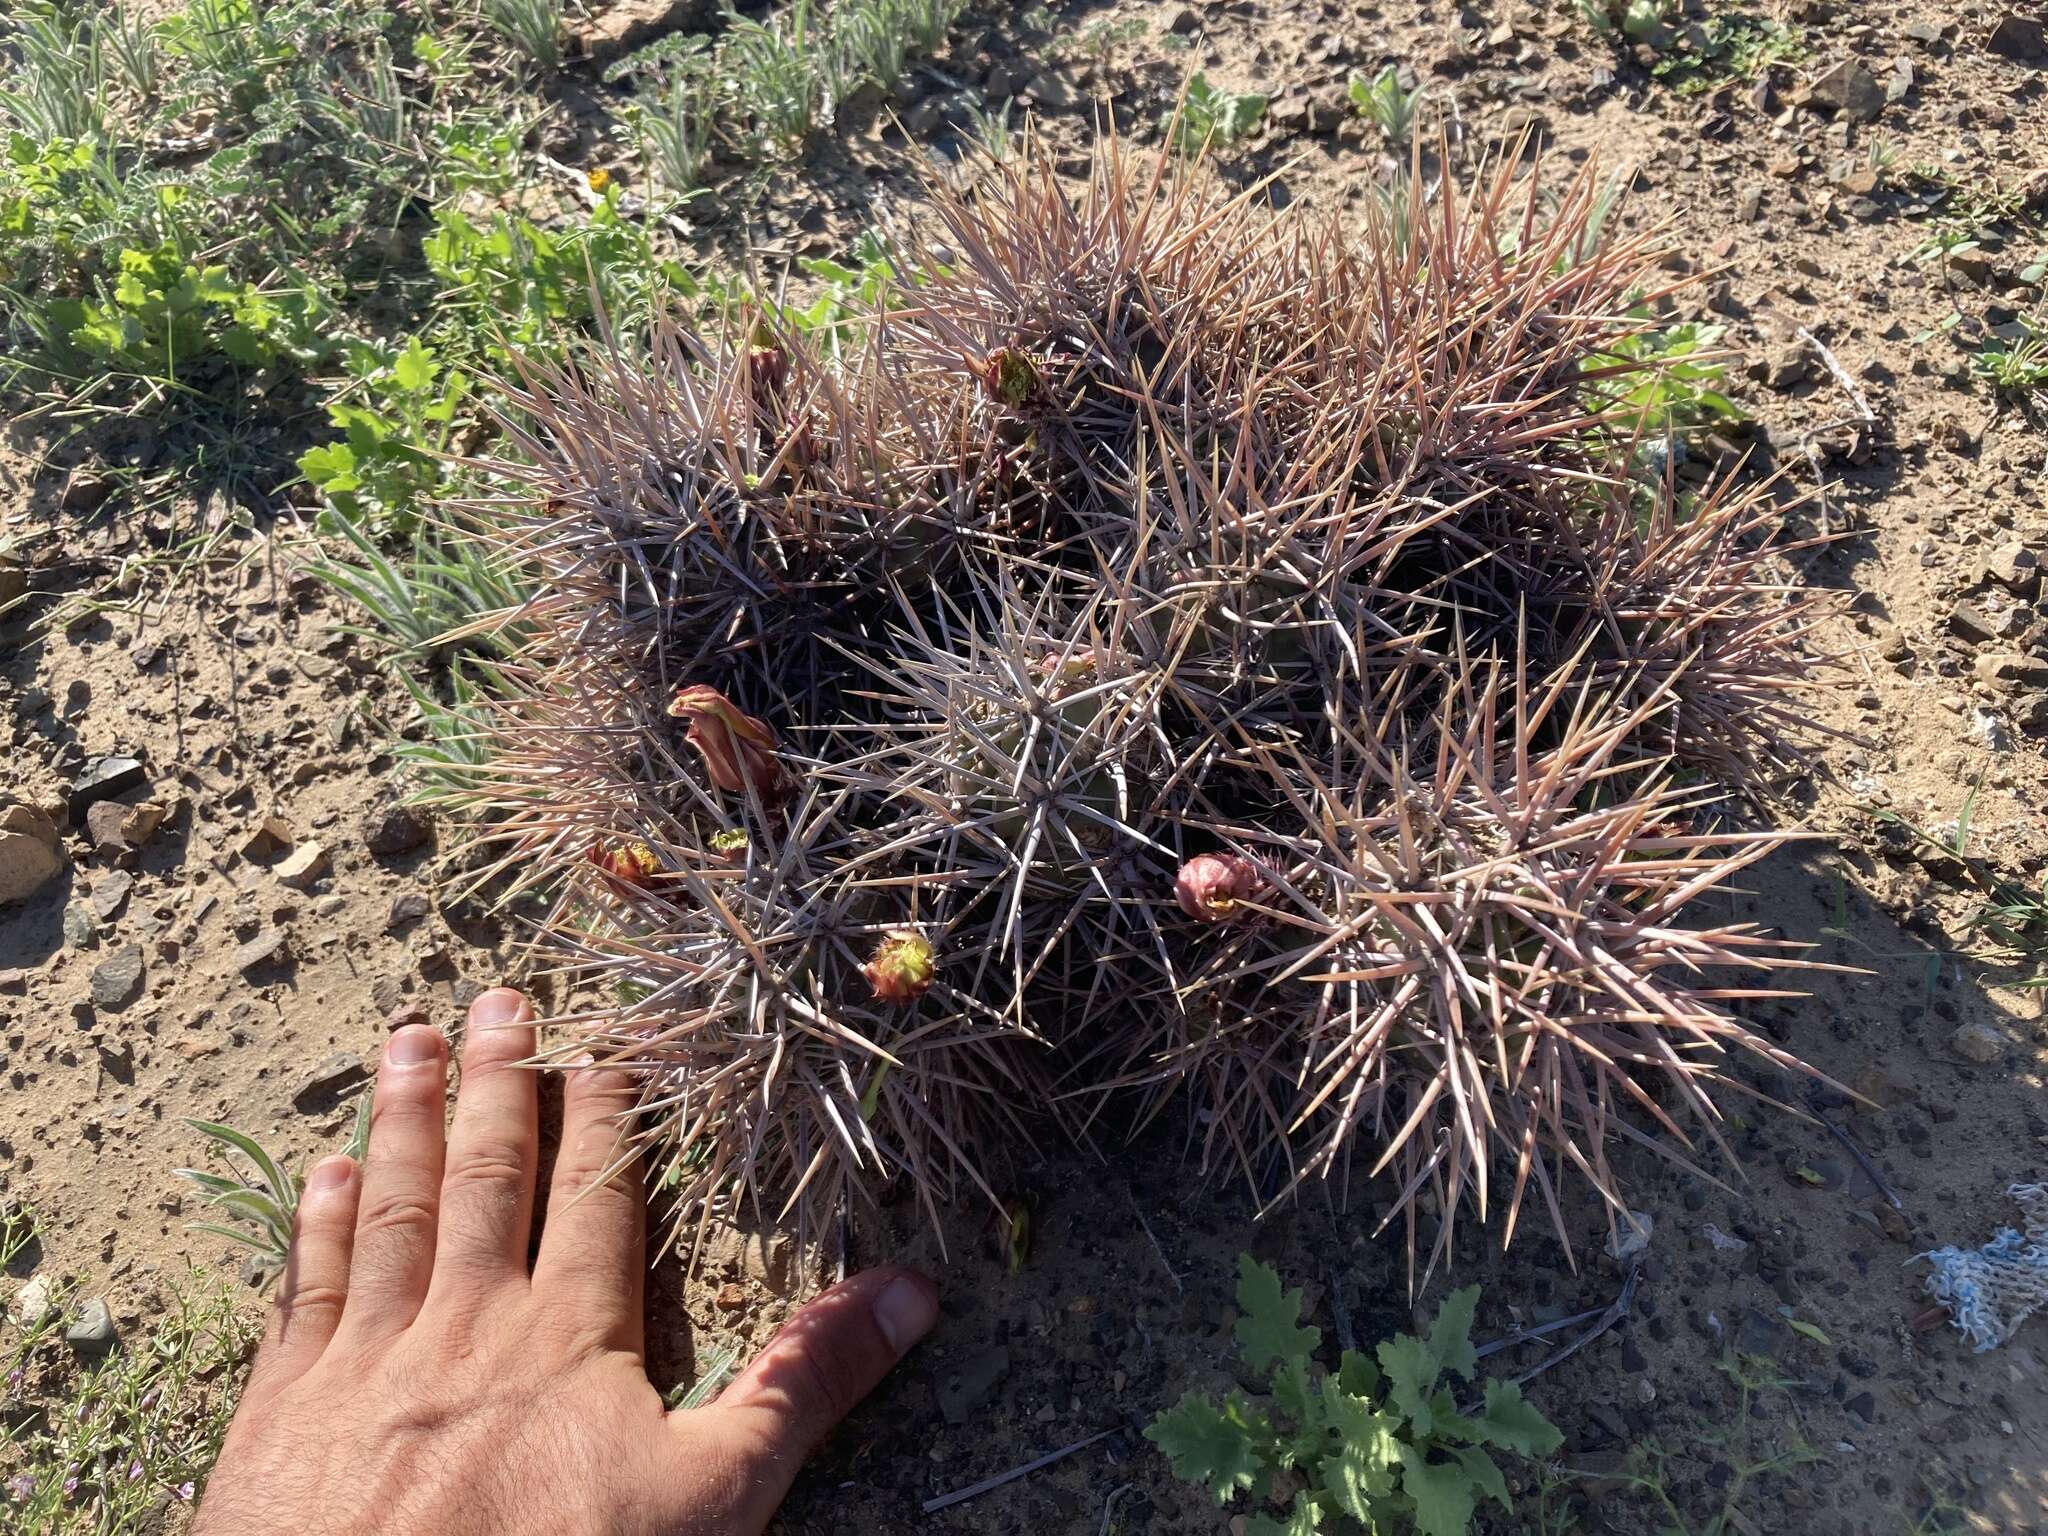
left=461, top=140, right=1832, bottom=1275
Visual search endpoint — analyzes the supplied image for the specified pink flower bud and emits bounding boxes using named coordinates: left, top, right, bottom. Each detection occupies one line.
left=981, top=347, right=1040, bottom=407
left=1174, top=852, right=1266, bottom=922
left=863, top=929, right=935, bottom=1006
left=666, top=685, right=787, bottom=799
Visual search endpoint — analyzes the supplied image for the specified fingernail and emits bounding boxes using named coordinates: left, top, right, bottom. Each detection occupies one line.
left=306, top=1156, right=355, bottom=1193
left=469, top=987, right=530, bottom=1027
left=387, top=1025, right=442, bottom=1065
left=872, top=1274, right=938, bottom=1356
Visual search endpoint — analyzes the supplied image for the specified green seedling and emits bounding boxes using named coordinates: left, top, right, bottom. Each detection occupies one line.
left=1147, top=1257, right=1562, bottom=1536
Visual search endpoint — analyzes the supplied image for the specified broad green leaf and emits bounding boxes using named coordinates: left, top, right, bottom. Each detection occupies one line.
left=1467, top=1379, right=1563, bottom=1458
left=1336, top=1348, right=1380, bottom=1399
left=393, top=336, right=438, bottom=392
left=1427, top=1286, right=1481, bottom=1382
left=1145, top=1390, right=1271, bottom=1505
left=1317, top=1390, right=1400, bottom=1521
left=1236, top=1254, right=1319, bottom=1372
left=1784, top=1316, right=1831, bottom=1348
left=1246, top=1490, right=1322, bottom=1536
left=1377, top=1332, right=1439, bottom=1436
left=1451, top=1445, right=1509, bottom=1511
left=1397, top=1445, right=1479, bottom=1536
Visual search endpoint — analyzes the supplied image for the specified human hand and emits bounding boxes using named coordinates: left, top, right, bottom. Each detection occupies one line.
left=194, top=989, right=937, bottom=1536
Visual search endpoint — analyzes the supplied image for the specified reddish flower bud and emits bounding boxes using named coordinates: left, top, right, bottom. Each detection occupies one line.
left=1174, top=852, right=1266, bottom=922
left=981, top=347, right=1040, bottom=408
left=590, top=839, right=660, bottom=888
left=863, top=929, right=935, bottom=1006
left=666, top=685, right=786, bottom=799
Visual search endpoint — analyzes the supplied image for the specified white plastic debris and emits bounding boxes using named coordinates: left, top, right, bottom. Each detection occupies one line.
left=1918, top=1184, right=2048, bottom=1351
left=1702, top=1223, right=1749, bottom=1253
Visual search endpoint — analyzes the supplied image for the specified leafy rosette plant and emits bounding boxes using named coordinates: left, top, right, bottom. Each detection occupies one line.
left=1147, top=1257, right=1563, bottom=1535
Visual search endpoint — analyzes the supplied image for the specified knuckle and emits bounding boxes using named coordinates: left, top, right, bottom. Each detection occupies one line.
left=443, top=1141, right=531, bottom=1195
left=356, top=1188, right=440, bottom=1240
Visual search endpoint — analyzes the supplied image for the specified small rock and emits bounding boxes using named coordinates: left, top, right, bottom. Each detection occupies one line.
left=1165, top=4, right=1200, bottom=33
left=85, top=798, right=141, bottom=854
left=1976, top=652, right=2048, bottom=690
left=1806, top=59, right=1884, bottom=121
left=1986, top=13, right=2047, bottom=60
left=90, top=870, right=134, bottom=922
left=60, top=468, right=115, bottom=513
left=1764, top=342, right=1813, bottom=390
left=239, top=815, right=296, bottom=861
left=65, top=1298, right=117, bottom=1353
left=91, top=944, right=145, bottom=1009
left=119, top=802, right=167, bottom=847
left=715, top=1282, right=747, bottom=1311
left=62, top=903, right=98, bottom=949
left=1023, top=71, right=1078, bottom=112
left=937, top=1346, right=1011, bottom=1425
left=384, top=1002, right=432, bottom=1031
left=293, top=1050, right=368, bottom=1109
left=0, top=557, right=25, bottom=609
left=1949, top=601, right=2004, bottom=644
left=0, top=802, right=65, bottom=906
left=234, top=927, right=290, bottom=973
left=361, top=803, right=430, bottom=857
left=576, top=0, right=712, bottom=64
left=1950, top=1021, right=2004, bottom=1063
left=12, top=1275, right=54, bottom=1327
left=1606, top=1210, right=1654, bottom=1261
left=275, top=841, right=331, bottom=891
left=1983, top=540, right=2040, bottom=593
left=387, top=892, right=430, bottom=930
left=67, top=755, right=147, bottom=825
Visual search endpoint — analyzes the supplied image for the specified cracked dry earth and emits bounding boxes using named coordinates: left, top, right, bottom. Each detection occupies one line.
left=7, top=0, right=2048, bottom=1532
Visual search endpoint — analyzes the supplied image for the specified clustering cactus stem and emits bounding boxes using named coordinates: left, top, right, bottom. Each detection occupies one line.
left=457, top=133, right=1837, bottom=1275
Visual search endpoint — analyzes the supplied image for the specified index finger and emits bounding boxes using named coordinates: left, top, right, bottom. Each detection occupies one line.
left=531, top=1053, right=646, bottom=1356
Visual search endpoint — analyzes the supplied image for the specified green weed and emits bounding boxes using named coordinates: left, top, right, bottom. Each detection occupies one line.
left=1, top=1275, right=256, bottom=1531
left=1146, top=1257, right=1561, bottom=1535
left=174, top=1106, right=371, bottom=1280
left=1166, top=73, right=1267, bottom=157
left=1970, top=318, right=2048, bottom=401
left=480, top=0, right=565, bottom=70
left=1348, top=66, right=1426, bottom=147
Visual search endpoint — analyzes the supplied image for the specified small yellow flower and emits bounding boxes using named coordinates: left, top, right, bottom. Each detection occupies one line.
left=587, top=166, right=611, bottom=193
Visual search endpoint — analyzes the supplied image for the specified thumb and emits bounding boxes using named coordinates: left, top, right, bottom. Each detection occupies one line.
left=678, top=1267, right=938, bottom=1528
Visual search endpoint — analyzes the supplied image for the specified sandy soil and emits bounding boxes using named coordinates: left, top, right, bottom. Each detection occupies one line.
left=5, top=1, right=2048, bottom=1532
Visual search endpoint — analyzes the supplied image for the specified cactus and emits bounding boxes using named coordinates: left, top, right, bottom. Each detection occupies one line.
left=453, top=134, right=1837, bottom=1275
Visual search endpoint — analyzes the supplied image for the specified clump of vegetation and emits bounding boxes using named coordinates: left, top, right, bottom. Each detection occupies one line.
left=1166, top=72, right=1267, bottom=155
left=1147, top=1257, right=1562, bottom=1536
left=174, top=1106, right=370, bottom=1283
left=448, top=134, right=1835, bottom=1270
left=0, top=1274, right=255, bottom=1528
left=1348, top=65, right=1426, bottom=146
left=1577, top=1, right=1803, bottom=91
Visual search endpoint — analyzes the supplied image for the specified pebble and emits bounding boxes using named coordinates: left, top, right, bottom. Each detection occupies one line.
left=234, top=927, right=289, bottom=973
left=62, top=903, right=98, bottom=949
left=1805, top=59, right=1884, bottom=122
left=1950, top=1021, right=2004, bottom=1063
left=937, top=1346, right=1011, bottom=1425
left=67, top=755, right=147, bottom=825
left=387, top=892, right=430, bottom=930
left=90, top=944, right=146, bottom=1009
left=361, top=803, right=431, bottom=857
left=12, top=1274, right=54, bottom=1327
left=293, top=1051, right=368, bottom=1109
left=64, top=1297, right=118, bottom=1353
left=90, top=870, right=135, bottom=922
left=275, top=841, right=331, bottom=891
left=0, top=802, right=66, bottom=906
